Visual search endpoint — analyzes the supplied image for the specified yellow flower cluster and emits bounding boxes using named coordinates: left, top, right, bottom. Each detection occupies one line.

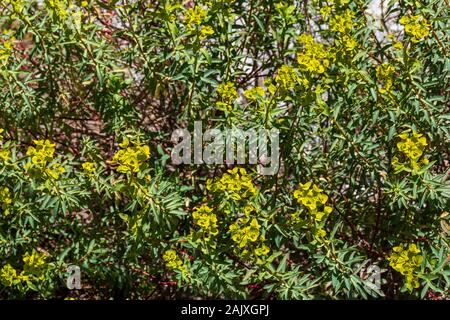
left=0, top=129, right=9, bottom=162
left=199, top=25, right=214, bottom=40
left=0, top=264, right=18, bottom=286
left=229, top=217, right=260, bottom=248
left=6, top=0, right=24, bottom=13
left=0, top=250, right=47, bottom=287
left=293, top=182, right=332, bottom=240
left=320, top=5, right=332, bottom=18
left=228, top=210, right=271, bottom=264
left=216, top=82, right=238, bottom=111
left=183, top=5, right=213, bottom=39
left=184, top=6, right=207, bottom=30
left=27, top=139, right=55, bottom=166
left=275, top=64, right=299, bottom=89
left=329, top=9, right=355, bottom=33
left=47, top=0, right=69, bottom=19
left=163, top=249, right=188, bottom=274
left=0, top=149, right=10, bottom=162
left=388, top=243, right=423, bottom=291
left=164, top=2, right=182, bottom=22
left=254, top=243, right=270, bottom=257
left=0, top=186, right=12, bottom=217
left=293, top=182, right=332, bottom=221
left=192, top=204, right=218, bottom=240
left=23, top=250, right=47, bottom=280
left=206, top=168, right=256, bottom=201
left=0, top=31, right=15, bottom=66
left=111, top=138, right=150, bottom=174
left=329, top=9, right=358, bottom=53
left=25, top=140, right=65, bottom=180
left=244, top=86, right=265, bottom=101
left=297, top=34, right=331, bottom=74
left=82, top=161, right=96, bottom=176
left=399, top=15, right=430, bottom=42
left=392, top=131, right=428, bottom=174
left=337, top=34, right=358, bottom=52
left=388, top=34, right=404, bottom=50
left=376, top=63, right=395, bottom=94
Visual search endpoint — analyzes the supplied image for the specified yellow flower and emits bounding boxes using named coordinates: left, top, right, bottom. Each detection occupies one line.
left=315, top=228, right=327, bottom=238
left=26, top=139, right=56, bottom=168
left=47, top=0, right=69, bottom=19
left=399, top=15, right=430, bottom=42
left=0, top=186, right=12, bottom=216
left=388, top=243, right=423, bottom=291
left=24, top=140, right=66, bottom=180
left=275, top=65, right=298, bottom=88
left=297, top=34, right=331, bottom=74
left=255, top=244, right=270, bottom=256
left=320, top=5, right=332, bottom=18
left=293, top=182, right=328, bottom=211
left=0, top=264, right=17, bottom=287
left=0, top=30, right=16, bottom=65
left=217, top=82, right=238, bottom=104
left=25, top=140, right=61, bottom=179
left=339, top=35, right=358, bottom=52
left=0, top=128, right=4, bottom=141
left=229, top=217, right=261, bottom=248
left=244, top=87, right=265, bottom=101
left=393, top=131, right=428, bottom=174
left=192, top=204, right=218, bottom=238
left=111, top=139, right=150, bottom=174
left=163, top=249, right=177, bottom=262
left=45, top=163, right=65, bottom=180
left=0, top=149, right=10, bottom=162
left=23, top=250, right=47, bottom=280
left=199, top=25, right=214, bottom=40
left=5, top=0, right=24, bottom=13
left=163, top=250, right=188, bottom=274
left=329, top=9, right=355, bottom=34
left=206, top=168, right=256, bottom=201
left=184, top=6, right=207, bottom=32
left=82, top=161, right=96, bottom=175
left=376, top=63, right=395, bottom=94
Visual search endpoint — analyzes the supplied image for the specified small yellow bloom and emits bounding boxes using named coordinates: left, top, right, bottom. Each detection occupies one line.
left=255, top=244, right=270, bottom=256
left=244, top=87, right=265, bottom=101
left=23, top=250, right=47, bottom=280
left=388, top=243, right=423, bottom=291
left=400, top=15, right=430, bottom=42
left=0, top=186, right=13, bottom=216
left=275, top=65, right=298, bottom=88
left=82, top=162, right=96, bottom=175
left=320, top=6, right=332, bottom=18
left=199, top=25, right=214, bottom=40
left=297, top=34, right=331, bottom=74
left=163, top=250, right=188, bottom=274
left=329, top=9, right=355, bottom=34
left=184, top=6, right=207, bottom=32
left=0, top=264, right=17, bottom=287
left=111, top=139, right=150, bottom=174
left=192, top=204, right=218, bottom=238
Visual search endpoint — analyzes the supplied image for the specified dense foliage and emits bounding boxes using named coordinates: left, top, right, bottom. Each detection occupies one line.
left=0, top=0, right=449, bottom=299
